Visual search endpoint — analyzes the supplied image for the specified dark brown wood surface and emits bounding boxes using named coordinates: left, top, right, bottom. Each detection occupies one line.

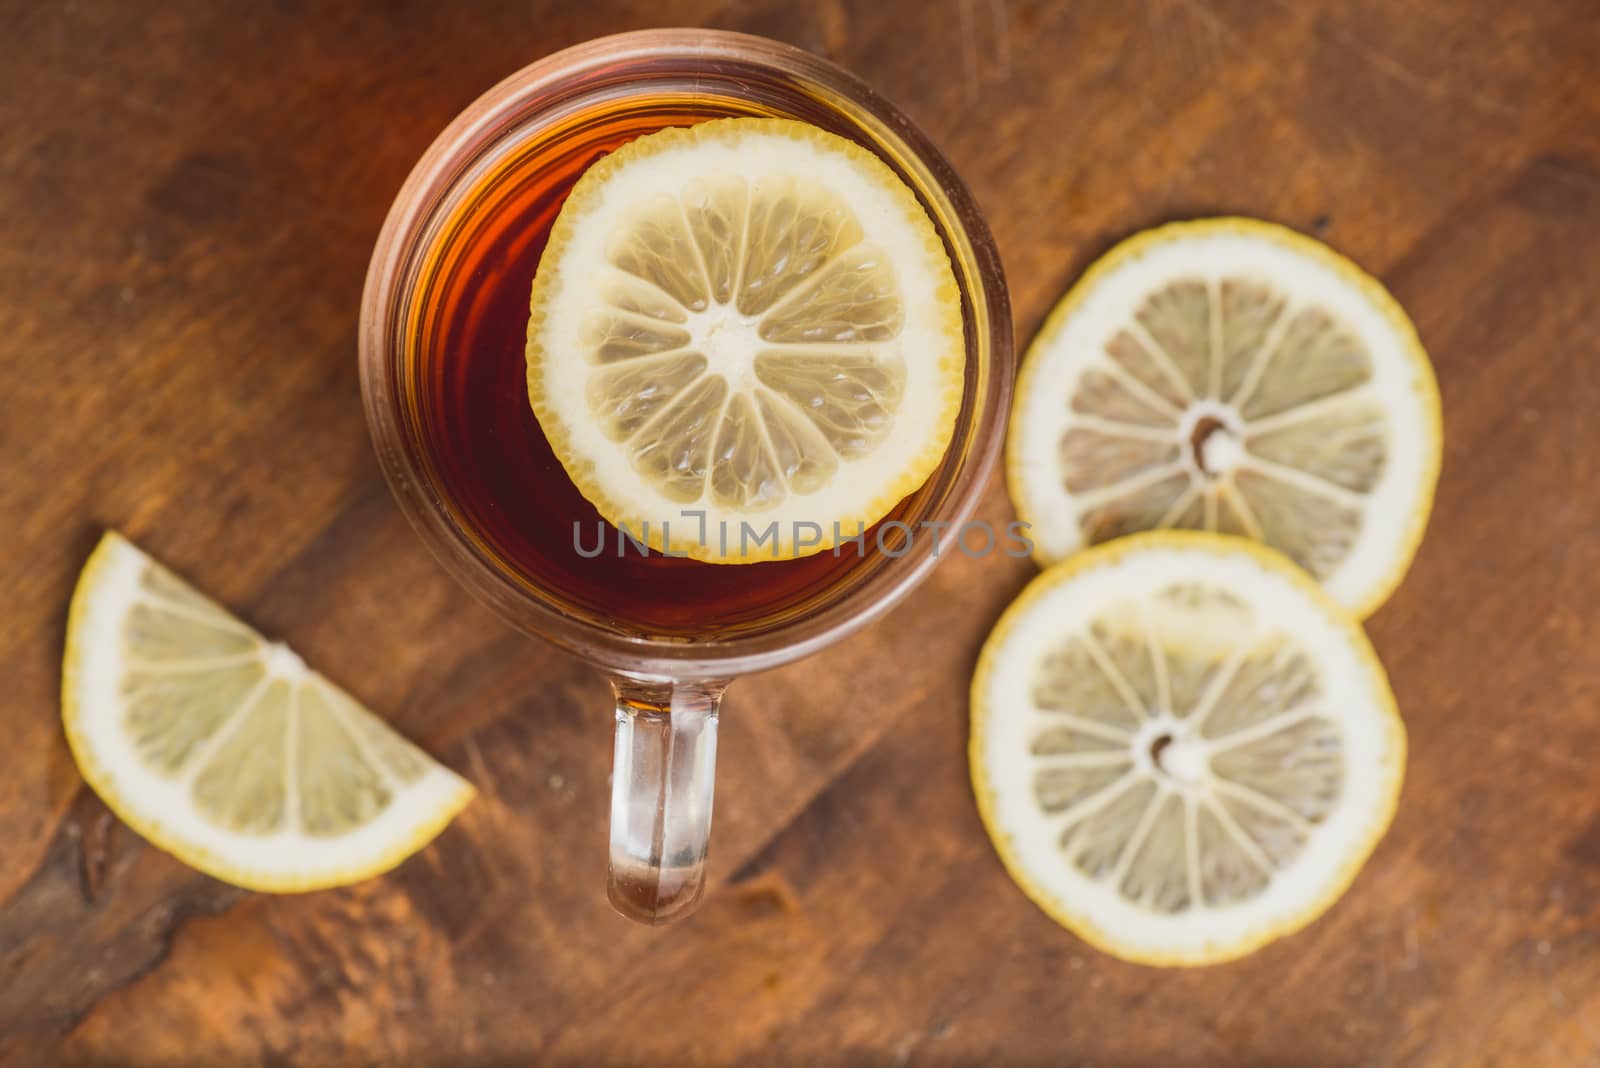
left=3, top=1, right=1599, bottom=1064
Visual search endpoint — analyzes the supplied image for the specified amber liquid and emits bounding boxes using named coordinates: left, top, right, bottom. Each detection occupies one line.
left=407, top=99, right=900, bottom=635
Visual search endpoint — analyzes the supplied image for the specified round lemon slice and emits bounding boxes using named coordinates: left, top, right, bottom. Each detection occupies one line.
left=62, top=532, right=474, bottom=892
left=1008, top=219, right=1441, bottom=616
left=527, top=117, right=964, bottom=563
left=971, top=532, right=1405, bottom=966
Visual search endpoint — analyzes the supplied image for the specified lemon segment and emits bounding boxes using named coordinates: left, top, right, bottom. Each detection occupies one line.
left=971, top=532, right=1405, bottom=966
left=62, top=532, right=474, bottom=892
left=1007, top=218, right=1441, bottom=616
left=527, top=117, right=964, bottom=562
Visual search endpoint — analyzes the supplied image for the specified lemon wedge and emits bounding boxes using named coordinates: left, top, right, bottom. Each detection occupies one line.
left=62, top=531, right=473, bottom=892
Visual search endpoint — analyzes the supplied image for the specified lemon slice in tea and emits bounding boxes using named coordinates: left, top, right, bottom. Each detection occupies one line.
left=971, top=532, right=1405, bottom=966
left=527, top=117, right=964, bottom=562
left=1007, top=218, right=1441, bottom=616
left=62, top=532, right=474, bottom=892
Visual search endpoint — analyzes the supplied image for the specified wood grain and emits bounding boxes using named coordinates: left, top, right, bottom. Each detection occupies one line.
left=3, top=1, right=1599, bottom=1064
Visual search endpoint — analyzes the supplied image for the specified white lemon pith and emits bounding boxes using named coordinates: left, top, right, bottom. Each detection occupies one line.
left=971, top=532, right=1404, bottom=966
left=62, top=532, right=474, bottom=892
left=1008, top=219, right=1441, bottom=617
left=527, top=117, right=964, bottom=563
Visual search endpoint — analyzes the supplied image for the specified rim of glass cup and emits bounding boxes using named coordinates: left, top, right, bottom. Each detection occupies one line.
left=359, top=28, right=1013, bottom=680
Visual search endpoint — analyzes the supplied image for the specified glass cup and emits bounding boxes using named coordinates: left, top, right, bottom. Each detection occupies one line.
left=360, top=29, right=1012, bottom=924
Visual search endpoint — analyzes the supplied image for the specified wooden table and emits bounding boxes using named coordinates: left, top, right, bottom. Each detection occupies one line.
left=3, top=2, right=1598, bottom=1064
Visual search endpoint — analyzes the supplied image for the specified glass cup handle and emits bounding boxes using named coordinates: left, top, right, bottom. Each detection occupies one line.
left=607, top=677, right=726, bottom=925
